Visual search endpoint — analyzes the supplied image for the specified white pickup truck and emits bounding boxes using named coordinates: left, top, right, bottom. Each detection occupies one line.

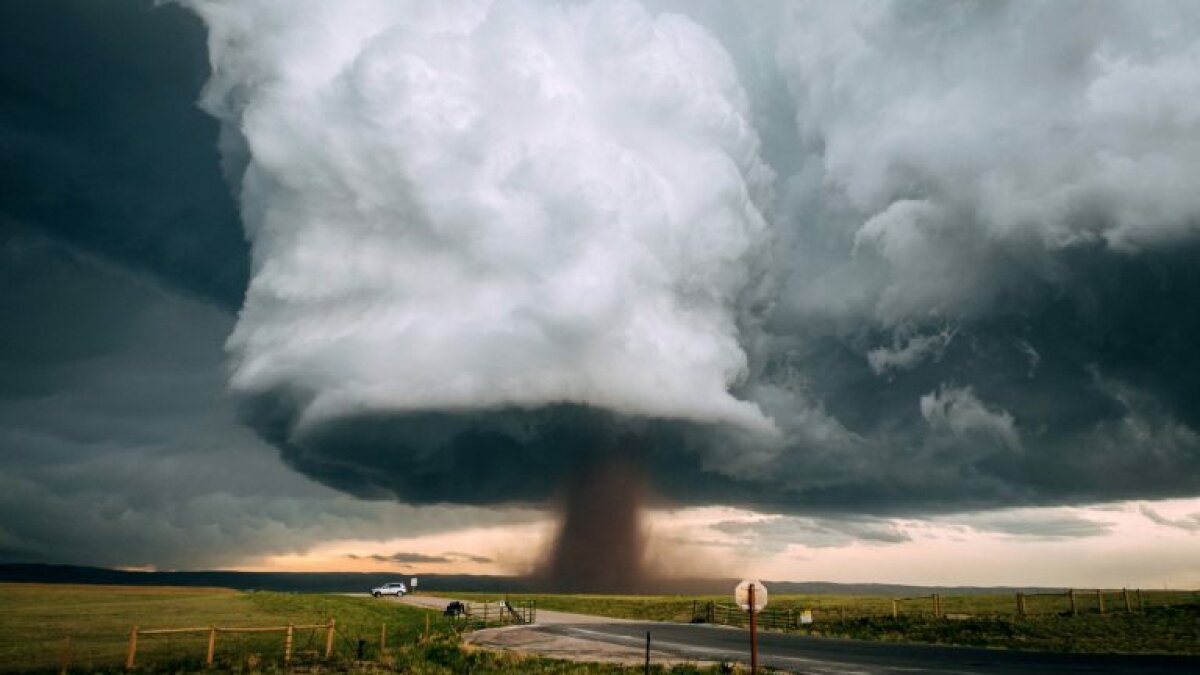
left=371, top=582, right=408, bottom=597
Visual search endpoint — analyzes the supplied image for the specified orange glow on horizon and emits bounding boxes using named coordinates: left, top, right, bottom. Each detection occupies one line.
left=231, top=498, right=1200, bottom=589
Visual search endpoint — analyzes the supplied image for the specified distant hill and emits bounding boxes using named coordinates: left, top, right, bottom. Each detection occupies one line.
left=0, top=563, right=1068, bottom=595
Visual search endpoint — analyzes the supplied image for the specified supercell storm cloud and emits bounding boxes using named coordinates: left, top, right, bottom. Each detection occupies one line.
left=176, top=0, right=1200, bottom=514
left=3, top=0, right=1200, bottom=571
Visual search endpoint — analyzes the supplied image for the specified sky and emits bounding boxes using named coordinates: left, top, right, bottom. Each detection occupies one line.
left=2, top=0, right=1199, bottom=588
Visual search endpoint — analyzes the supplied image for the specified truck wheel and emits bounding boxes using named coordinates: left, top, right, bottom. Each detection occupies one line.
left=373, top=592, right=381, bottom=598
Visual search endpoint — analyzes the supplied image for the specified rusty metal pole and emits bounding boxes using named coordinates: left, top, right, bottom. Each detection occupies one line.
left=749, top=583, right=758, bottom=675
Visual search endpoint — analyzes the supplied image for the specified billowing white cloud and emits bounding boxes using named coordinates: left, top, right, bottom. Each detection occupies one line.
left=774, top=0, right=1200, bottom=327
left=185, top=0, right=774, bottom=435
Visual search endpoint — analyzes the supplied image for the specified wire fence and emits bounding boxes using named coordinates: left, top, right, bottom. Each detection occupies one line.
left=692, top=589, right=1199, bottom=629
left=123, top=620, right=335, bottom=670
left=37, top=599, right=539, bottom=672
left=38, top=616, right=437, bottom=672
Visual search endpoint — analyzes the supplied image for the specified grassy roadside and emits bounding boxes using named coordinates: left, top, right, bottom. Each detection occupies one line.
left=443, top=591, right=1200, bottom=655
left=0, top=584, right=736, bottom=673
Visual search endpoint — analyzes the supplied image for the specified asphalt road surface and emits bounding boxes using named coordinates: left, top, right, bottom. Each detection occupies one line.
left=396, top=595, right=1200, bottom=674
left=551, top=620, right=1200, bottom=675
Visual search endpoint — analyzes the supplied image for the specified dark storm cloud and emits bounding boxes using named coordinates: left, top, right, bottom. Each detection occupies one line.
left=4, top=0, right=1200, bottom=570
left=352, top=553, right=451, bottom=565
left=716, top=516, right=910, bottom=550
left=348, top=552, right=495, bottom=565
left=446, top=552, right=496, bottom=564
left=1139, top=505, right=1200, bottom=533
left=944, top=511, right=1114, bottom=540
left=0, top=0, right=246, bottom=308
left=0, top=230, right=533, bottom=568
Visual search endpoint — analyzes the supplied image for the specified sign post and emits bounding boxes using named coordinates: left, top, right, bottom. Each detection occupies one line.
left=749, top=585, right=757, bottom=673
left=735, top=580, right=768, bottom=674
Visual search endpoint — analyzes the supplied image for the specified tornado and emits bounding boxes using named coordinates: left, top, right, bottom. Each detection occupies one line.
left=541, top=457, right=650, bottom=593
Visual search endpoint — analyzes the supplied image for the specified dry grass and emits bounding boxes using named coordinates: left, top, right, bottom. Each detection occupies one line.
left=0, top=584, right=740, bottom=673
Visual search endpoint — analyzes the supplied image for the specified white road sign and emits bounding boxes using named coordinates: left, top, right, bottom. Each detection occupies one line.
left=410, top=577, right=419, bottom=588
left=734, top=579, right=769, bottom=612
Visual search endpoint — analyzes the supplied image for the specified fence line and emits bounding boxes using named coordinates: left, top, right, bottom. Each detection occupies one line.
left=892, top=594, right=942, bottom=618
left=47, top=598, right=542, bottom=673
left=124, top=619, right=335, bottom=669
left=1017, top=588, right=1147, bottom=616
left=696, top=603, right=802, bottom=630
left=692, top=589, right=1193, bottom=630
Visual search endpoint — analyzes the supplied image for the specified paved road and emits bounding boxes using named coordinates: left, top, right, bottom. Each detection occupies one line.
left=549, top=621, right=1200, bottom=675
left=396, top=595, right=1200, bottom=674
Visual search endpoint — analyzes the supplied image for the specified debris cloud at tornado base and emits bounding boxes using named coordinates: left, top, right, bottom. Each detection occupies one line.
left=540, top=457, right=650, bottom=592
left=179, top=0, right=1200, bottom=582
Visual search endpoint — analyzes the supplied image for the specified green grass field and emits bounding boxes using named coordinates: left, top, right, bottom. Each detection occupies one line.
left=446, top=590, right=1200, bottom=655
left=5, top=584, right=1197, bottom=672
left=0, top=584, right=733, bottom=674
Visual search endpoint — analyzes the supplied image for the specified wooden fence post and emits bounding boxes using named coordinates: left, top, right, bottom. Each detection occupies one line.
left=1068, top=589, right=1077, bottom=616
left=839, top=607, right=845, bottom=623
left=59, top=636, right=71, bottom=675
left=380, top=622, right=387, bottom=652
left=891, top=599, right=898, bottom=619
left=1123, top=589, right=1131, bottom=613
left=125, top=625, right=138, bottom=670
left=1136, top=589, right=1144, bottom=612
left=284, top=623, right=294, bottom=665
left=325, top=619, right=336, bottom=659
left=1096, top=590, right=1105, bottom=615
left=206, top=626, right=216, bottom=667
